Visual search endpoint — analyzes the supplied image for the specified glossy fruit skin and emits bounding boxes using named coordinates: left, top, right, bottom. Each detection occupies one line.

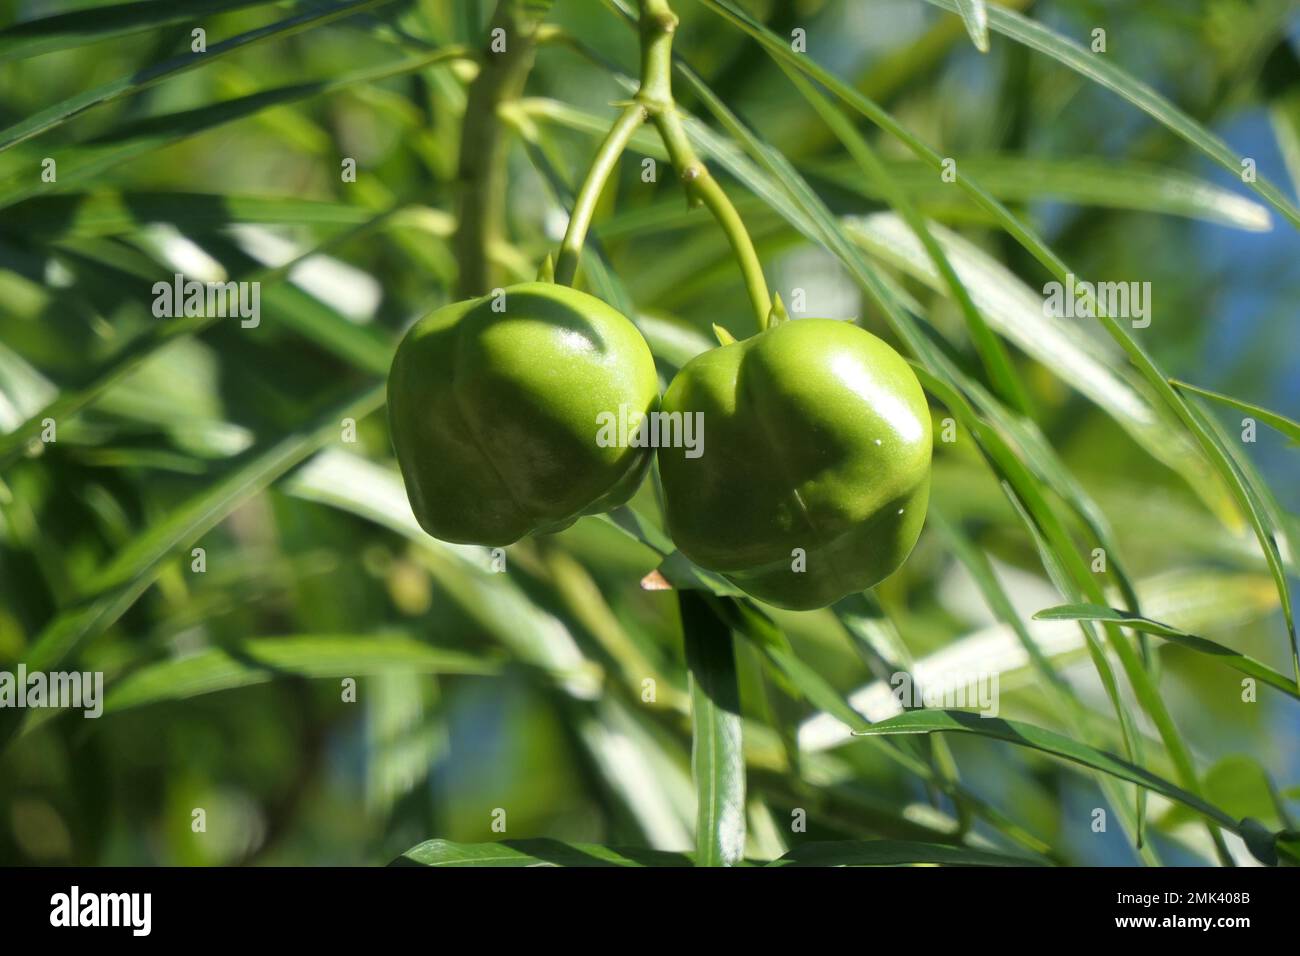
left=388, top=282, right=658, bottom=546
left=657, top=318, right=931, bottom=610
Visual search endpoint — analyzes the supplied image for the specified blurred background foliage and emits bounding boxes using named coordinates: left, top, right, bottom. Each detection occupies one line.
left=0, top=0, right=1297, bottom=866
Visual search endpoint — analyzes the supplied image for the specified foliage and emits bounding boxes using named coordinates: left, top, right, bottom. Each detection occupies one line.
left=0, top=0, right=1297, bottom=867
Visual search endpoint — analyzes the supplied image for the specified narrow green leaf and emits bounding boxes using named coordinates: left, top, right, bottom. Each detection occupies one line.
left=769, top=840, right=1047, bottom=867
left=0, top=0, right=274, bottom=64
left=0, top=210, right=396, bottom=470
left=710, top=594, right=1048, bottom=857
left=680, top=592, right=746, bottom=867
left=656, top=550, right=743, bottom=595
left=778, top=62, right=1032, bottom=416
left=702, top=0, right=1299, bottom=724
left=846, top=212, right=1223, bottom=521
left=852, top=710, right=1242, bottom=834
left=802, top=570, right=1281, bottom=753
left=922, top=0, right=1300, bottom=230
left=912, top=368, right=1144, bottom=757
left=1181, top=400, right=1298, bottom=684
left=813, top=156, right=1273, bottom=231
left=953, top=0, right=990, bottom=53
left=0, top=48, right=467, bottom=213
left=1170, top=379, right=1300, bottom=445
left=23, top=384, right=383, bottom=672
left=103, top=635, right=500, bottom=714
left=602, top=506, right=674, bottom=556
left=1033, top=604, right=1300, bottom=700
left=261, top=281, right=394, bottom=376
left=1201, top=756, right=1293, bottom=830
left=1271, top=101, right=1300, bottom=198
left=284, top=450, right=602, bottom=692
left=575, top=697, right=695, bottom=848
left=929, top=507, right=1076, bottom=703
left=393, top=838, right=694, bottom=867
left=0, top=192, right=387, bottom=239
left=833, top=592, right=967, bottom=816
left=0, top=0, right=397, bottom=154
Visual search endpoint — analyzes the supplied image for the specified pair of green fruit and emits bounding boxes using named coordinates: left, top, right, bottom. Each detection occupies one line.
left=387, top=282, right=931, bottom=610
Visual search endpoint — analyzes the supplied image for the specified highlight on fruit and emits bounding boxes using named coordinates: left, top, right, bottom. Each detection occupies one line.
left=655, top=318, right=931, bottom=610
left=388, top=281, right=658, bottom=546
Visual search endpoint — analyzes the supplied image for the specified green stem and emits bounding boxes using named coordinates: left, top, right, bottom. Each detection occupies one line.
left=686, top=168, right=772, bottom=328
left=635, top=0, right=770, bottom=330
left=555, top=103, right=648, bottom=286
left=453, top=0, right=540, bottom=297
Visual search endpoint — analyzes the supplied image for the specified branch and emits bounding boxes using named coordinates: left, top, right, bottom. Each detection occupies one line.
left=553, top=0, right=770, bottom=331
left=635, top=0, right=770, bottom=330
left=453, top=0, right=541, bottom=297
left=555, top=103, right=647, bottom=286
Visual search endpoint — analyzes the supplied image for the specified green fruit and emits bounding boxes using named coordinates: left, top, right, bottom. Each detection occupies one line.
left=657, top=318, right=931, bottom=610
left=388, top=282, right=658, bottom=546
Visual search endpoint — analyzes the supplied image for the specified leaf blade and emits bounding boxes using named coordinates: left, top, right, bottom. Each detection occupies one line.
left=852, top=710, right=1241, bottom=833
left=0, top=0, right=397, bottom=154
left=922, top=0, right=1300, bottom=230
left=769, top=840, right=1048, bottom=867
left=681, top=592, right=746, bottom=867
left=394, top=839, right=695, bottom=867
left=0, top=0, right=274, bottom=64
left=1170, top=379, right=1300, bottom=445
left=103, top=635, right=500, bottom=714
left=1033, top=604, right=1300, bottom=700
left=953, top=0, right=990, bottom=53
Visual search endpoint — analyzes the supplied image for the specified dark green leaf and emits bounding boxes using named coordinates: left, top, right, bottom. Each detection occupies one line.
left=769, top=840, right=1047, bottom=867
left=0, top=0, right=275, bottom=64
left=0, top=0, right=398, bottom=154
left=23, top=385, right=383, bottom=671
left=680, top=592, right=746, bottom=866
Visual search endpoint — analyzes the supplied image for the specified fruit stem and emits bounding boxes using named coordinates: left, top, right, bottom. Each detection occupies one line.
left=556, top=0, right=770, bottom=329
left=453, top=0, right=541, bottom=297
left=635, top=0, right=771, bottom=331
left=555, top=102, right=648, bottom=286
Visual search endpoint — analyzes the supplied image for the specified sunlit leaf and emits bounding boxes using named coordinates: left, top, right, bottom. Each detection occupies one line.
left=952, top=0, right=990, bottom=54
left=394, top=838, right=696, bottom=867
left=103, top=634, right=500, bottom=713
left=852, top=710, right=1243, bottom=836
left=1034, top=604, right=1300, bottom=700
left=0, top=0, right=397, bottom=154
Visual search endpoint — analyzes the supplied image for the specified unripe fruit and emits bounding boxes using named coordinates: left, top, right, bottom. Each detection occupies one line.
left=657, top=318, right=931, bottom=610
left=388, top=282, right=658, bottom=546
